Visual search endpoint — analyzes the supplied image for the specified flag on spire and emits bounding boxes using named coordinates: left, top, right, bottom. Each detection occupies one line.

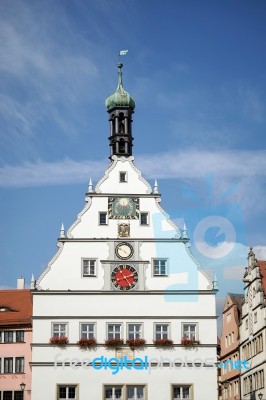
left=119, top=50, right=128, bottom=56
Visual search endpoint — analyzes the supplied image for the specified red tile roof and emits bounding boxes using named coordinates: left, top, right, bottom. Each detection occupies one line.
left=258, top=260, right=266, bottom=295
left=0, top=289, right=32, bottom=327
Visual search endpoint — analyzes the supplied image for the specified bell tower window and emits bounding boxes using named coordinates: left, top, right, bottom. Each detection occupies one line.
left=119, top=122, right=125, bottom=134
left=119, top=138, right=125, bottom=153
left=119, top=113, right=125, bottom=134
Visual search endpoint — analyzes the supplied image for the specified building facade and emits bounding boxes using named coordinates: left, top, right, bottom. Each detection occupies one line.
left=240, top=249, right=266, bottom=400
left=219, top=293, right=244, bottom=400
left=31, top=64, right=218, bottom=400
left=0, top=284, right=32, bottom=400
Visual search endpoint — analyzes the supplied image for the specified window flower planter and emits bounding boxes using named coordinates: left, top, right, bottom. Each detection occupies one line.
left=49, top=336, right=69, bottom=346
left=153, top=339, right=173, bottom=347
left=181, top=338, right=200, bottom=347
left=105, top=338, right=124, bottom=347
left=126, top=339, right=146, bottom=348
left=77, top=338, right=97, bottom=348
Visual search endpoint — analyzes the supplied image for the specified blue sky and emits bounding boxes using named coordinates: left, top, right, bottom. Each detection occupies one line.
left=1, top=0, right=266, bottom=320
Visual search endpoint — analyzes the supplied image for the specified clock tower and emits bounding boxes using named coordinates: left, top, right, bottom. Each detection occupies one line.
left=31, top=63, right=218, bottom=400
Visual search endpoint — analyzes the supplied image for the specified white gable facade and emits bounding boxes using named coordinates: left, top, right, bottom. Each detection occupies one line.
left=31, top=65, right=217, bottom=400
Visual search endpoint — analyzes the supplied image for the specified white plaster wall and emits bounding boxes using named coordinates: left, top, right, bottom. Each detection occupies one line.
left=39, top=241, right=108, bottom=290
left=33, top=293, right=216, bottom=319
left=95, top=158, right=152, bottom=195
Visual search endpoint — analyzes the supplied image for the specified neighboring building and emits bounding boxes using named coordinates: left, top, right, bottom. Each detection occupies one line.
left=0, top=281, right=32, bottom=400
left=240, top=248, right=266, bottom=400
left=219, top=293, right=244, bottom=400
left=31, top=63, right=218, bottom=400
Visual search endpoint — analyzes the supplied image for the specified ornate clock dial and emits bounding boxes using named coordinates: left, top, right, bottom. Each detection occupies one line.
left=115, top=242, right=134, bottom=260
left=111, top=265, right=138, bottom=291
left=108, top=197, right=139, bottom=219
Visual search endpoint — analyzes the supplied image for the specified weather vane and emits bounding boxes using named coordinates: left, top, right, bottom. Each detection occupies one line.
left=119, top=49, right=128, bottom=56
left=118, top=49, right=128, bottom=63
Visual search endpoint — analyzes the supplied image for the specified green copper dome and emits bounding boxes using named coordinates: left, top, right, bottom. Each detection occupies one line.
left=105, top=63, right=135, bottom=111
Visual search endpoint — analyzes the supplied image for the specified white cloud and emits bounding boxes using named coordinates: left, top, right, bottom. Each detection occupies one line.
left=252, top=245, right=266, bottom=260
left=0, top=0, right=101, bottom=149
left=223, top=265, right=243, bottom=281
left=0, top=158, right=107, bottom=187
left=137, top=149, right=266, bottom=179
left=0, top=149, right=266, bottom=188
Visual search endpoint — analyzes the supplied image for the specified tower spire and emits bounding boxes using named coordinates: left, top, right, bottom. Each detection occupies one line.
left=117, top=63, right=123, bottom=88
left=105, top=63, right=135, bottom=159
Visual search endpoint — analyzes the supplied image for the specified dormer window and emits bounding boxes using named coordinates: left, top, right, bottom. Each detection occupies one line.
left=119, top=172, right=127, bottom=183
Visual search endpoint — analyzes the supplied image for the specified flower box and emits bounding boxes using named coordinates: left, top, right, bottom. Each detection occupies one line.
left=153, top=339, right=173, bottom=347
left=77, top=338, right=97, bottom=348
left=181, top=338, right=200, bottom=347
left=126, top=339, right=146, bottom=348
left=105, top=338, right=124, bottom=347
left=49, top=336, right=69, bottom=346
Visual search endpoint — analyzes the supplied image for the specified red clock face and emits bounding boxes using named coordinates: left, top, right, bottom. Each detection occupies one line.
left=111, top=265, right=138, bottom=291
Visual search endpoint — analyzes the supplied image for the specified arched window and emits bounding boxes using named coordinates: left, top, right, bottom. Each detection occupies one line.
left=119, top=138, right=125, bottom=153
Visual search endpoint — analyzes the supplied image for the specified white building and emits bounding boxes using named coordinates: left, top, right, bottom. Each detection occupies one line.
left=240, top=248, right=266, bottom=399
left=31, top=63, right=218, bottom=400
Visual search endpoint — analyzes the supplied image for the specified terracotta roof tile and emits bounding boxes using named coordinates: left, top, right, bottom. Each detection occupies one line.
left=0, top=289, right=32, bottom=327
left=258, top=260, right=266, bottom=295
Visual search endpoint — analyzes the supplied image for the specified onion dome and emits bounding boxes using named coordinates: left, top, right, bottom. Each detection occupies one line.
left=105, top=63, right=135, bottom=111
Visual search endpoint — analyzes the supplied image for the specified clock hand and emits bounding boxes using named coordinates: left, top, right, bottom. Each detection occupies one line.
left=116, top=273, right=132, bottom=283
left=120, top=272, right=133, bottom=285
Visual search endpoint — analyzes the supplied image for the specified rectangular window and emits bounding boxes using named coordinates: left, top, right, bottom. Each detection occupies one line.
left=4, top=358, right=13, bottom=374
left=245, top=319, right=248, bottom=329
left=182, top=323, right=197, bottom=340
left=173, top=385, right=191, bottom=400
left=127, top=386, right=145, bottom=400
left=52, top=323, right=67, bottom=338
left=80, top=324, right=95, bottom=339
left=254, top=312, right=257, bottom=323
left=128, top=324, right=142, bottom=340
left=3, top=392, right=13, bottom=400
left=153, top=259, right=168, bottom=276
left=15, top=358, right=24, bottom=373
left=82, top=259, right=96, bottom=277
left=4, top=331, right=13, bottom=343
left=140, top=213, right=148, bottom=225
left=99, top=212, right=107, bottom=225
left=235, top=381, right=238, bottom=395
left=155, top=324, right=169, bottom=340
left=105, top=386, right=122, bottom=400
left=14, top=392, right=24, bottom=400
left=58, top=385, right=77, bottom=399
left=119, top=172, right=127, bottom=183
left=16, top=331, right=24, bottom=342
left=107, top=324, right=122, bottom=340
